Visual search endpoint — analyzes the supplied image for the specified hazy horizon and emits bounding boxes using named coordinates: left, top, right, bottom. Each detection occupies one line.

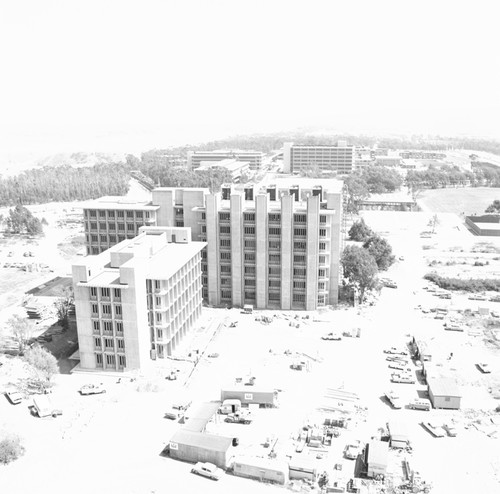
left=1, top=0, right=499, bottom=170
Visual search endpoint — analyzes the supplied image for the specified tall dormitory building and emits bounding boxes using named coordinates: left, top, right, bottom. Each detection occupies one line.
left=283, top=141, right=355, bottom=175
left=72, top=227, right=205, bottom=371
left=81, top=178, right=343, bottom=310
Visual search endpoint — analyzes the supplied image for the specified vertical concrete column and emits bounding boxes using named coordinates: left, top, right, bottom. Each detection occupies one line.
left=280, top=194, right=293, bottom=310
left=205, top=194, right=220, bottom=306
left=255, top=194, right=268, bottom=309
left=152, top=189, right=175, bottom=227
left=183, top=189, right=208, bottom=240
left=326, top=191, right=342, bottom=305
left=230, top=193, right=243, bottom=307
left=306, top=195, right=320, bottom=310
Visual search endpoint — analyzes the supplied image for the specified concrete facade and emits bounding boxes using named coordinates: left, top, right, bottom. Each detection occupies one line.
left=81, top=179, right=343, bottom=310
left=283, top=142, right=355, bottom=175
left=72, top=227, right=205, bottom=371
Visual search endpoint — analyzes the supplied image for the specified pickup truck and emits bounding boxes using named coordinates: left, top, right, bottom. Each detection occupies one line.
left=391, top=373, right=415, bottom=384
left=165, top=400, right=192, bottom=420
left=388, top=363, right=412, bottom=372
left=384, top=390, right=402, bottom=409
left=422, top=421, right=445, bottom=438
left=224, top=412, right=252, bottom=424
left=191, top=462, right=223, bottom=480
left=79, top=383, right=106, bottom=395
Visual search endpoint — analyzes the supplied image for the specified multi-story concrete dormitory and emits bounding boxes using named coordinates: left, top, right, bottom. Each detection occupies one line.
left=81, top=178, right=343, bottom=311
left=72, top=227, right=205, bottom=370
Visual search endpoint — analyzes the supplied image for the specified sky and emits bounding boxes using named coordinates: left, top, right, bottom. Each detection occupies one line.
left=0, top=0, right=499, bottom=164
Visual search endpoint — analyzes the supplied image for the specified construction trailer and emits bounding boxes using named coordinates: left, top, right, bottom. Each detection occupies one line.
left=412, top=337, right=432, bottom=361
left=232, top=456, right=289, bottom=484
left=387, top=421, right=409, bottom=449
left=168, top=430, right=235, bottom=469
left=365, top=440, right=389, bottom=479
left=427, top=377, right=461, bottom=410
left=288, top=456, right=319, bottom=481
left=221, top=388, right=278, bottom=407
left=183, top=401, right=221, bottom=432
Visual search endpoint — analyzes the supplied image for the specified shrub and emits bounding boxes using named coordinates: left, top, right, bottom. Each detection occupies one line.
left=0, top=434, right=24, bottom=465
left=424, top=272, right=500, bottom=292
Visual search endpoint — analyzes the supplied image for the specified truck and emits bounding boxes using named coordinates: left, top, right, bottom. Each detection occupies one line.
left=224, top=411, right=252, bottom=424
left=390, top=373, right=415, bottom=384
left=384, top=390, right=403, bottom=409
left=32, top=395, right=62, bottom=418
left=165, top=399, right=192, bottom=420
left=221, top=388, right=278, bottom=408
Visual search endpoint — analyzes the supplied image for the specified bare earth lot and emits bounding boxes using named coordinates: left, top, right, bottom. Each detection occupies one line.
left=1, top=211, right=500, bottom=494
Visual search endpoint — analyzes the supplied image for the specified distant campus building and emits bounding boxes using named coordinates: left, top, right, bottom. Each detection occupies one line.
left=187, top=150, right=264, bottom=170
left=81, top=178, right=343, bottom=311
left=72, top=227, right=205, bottom=370
left=283, top=141, right=355, bottom=175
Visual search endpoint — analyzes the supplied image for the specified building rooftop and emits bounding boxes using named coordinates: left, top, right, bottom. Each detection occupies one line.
left=170, top=430, right=233, bottom=453
left=260, top=177, right=344, bottom=193
left=82, top=196, right=160, bottom=211
left=191, top=149, right=263, bottom=155
left=472, top=222, right=500, bottom=231
left=367, top=440, right=389, bottom=467
left=183, top=401, right=221, bottom=433
left=387, top=421, right=409, bottom=441
left=428, top=377, right=461, bottom=397
left=196, top=159, right=249, bottom=172
left=145, top=242, right=205, bottom=279
left=81, top=270, right=123, bottom=288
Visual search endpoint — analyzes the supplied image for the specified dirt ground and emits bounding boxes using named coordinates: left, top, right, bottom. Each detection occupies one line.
left=1, top=210, right=500, bottom=494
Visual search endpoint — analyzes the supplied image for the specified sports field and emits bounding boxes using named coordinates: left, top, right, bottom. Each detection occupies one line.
left=417, top=187, right=499, bottom=215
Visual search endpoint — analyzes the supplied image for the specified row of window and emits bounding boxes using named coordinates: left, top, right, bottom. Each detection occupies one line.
left=95, top=353, right=126, bottom=368
left=90, top=287, right=121, bottom=298
left=93, top=320, right=123, bottom=333
left=89, top=234, right=127, bottom=244
left=214, top=213, right=327, bottom=224
left=87, top=210, right=149, bottom=219
left=91, top=303, right=122, bottom=316
left=94, top=337, right=125, bottom=350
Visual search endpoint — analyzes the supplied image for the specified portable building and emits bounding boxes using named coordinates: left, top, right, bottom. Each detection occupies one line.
left=365, top=440, right=388, bottom=479
left=232, top=456, right=289, bottom=484
left=387, top=421, right=409, bottom=449
left=221, top=388, right=278, bottom=407
left=169, top=430, right=234, bottom=469
left=288, top=456, right=318, bottom=481
left=427, top=377, right=461, bottom=410
left=182, top=401, right=220, bottom=432
left=412, top=338, right=432, bottom=361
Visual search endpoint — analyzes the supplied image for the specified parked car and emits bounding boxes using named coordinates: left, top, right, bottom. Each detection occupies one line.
left=384, top=390, right=402, bottom=409
left=388, top=363, right=412, bottom=372
left=322, top=332, right=342, bottom=341
left=191, top=462, right=223, bottom=481
left=391, top=373, right=415, bottom=384
left=384, top=347, right=408, bottom=356
left=5, top=391, right=24, bottom=405
left=79, top=383, right=106, bottom=395
left=344, top=440, right=361, bottom=459
left=477, top=363, right=491, bottom=374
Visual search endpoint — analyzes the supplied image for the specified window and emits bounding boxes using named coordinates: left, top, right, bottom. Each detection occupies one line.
left=94, top=337, right=102, bottom=348
left=99, top=211, right=106, bottom=218
left=221, top=290, right=231, bottom=299
left=219, top=212, right=230, bottom=221
left=320, top=215, right=327, bottom=224
left=294, top=228, right=306, bottom=236
left=294, top=214, right=306, bottom=223
left=269, top=279, right=281, bottom=288
left=202, top=276, right=208, bottom=285
left=268, top=213, right=281, bottom=222
left=269, top=227, right=281, bottom=235
left=244, top=226, right=255, bottom=235
left=108, top=211, right=115, bottom=218
left=243, top=213, right=255, bottom=221
left=101, top=287, right=110, bottom=297
left=114, top=288, right=121, bottom=298
left=220, top=252, right=231, bottom=260
left=91, top=234, right=98, bottom=242
left=294, top=255, right=306, bottom=263
left=126, top=211, right=134, bottom=218
left=319, top=282, right=326, bottom=290
left=104, top=338, right=114, bottom=349
left=221, top=277, right=231, bottom=286
left=319, top=228, right=326, bottom=237
left=201, top=264, right=208, bottom=273
left=116, top=322, right=123, bottom=334
left=156, top=312, right=162, bottom=323
left=102, top=304, right=111, bottom=314
left=117, top=339, right=125, bottom=350
left=90, top=287, right=97, bottom=297
left=100, top=234, right=107, bottom=243
left=156, top=328, right=163, bottom=339
left=92, top=321, right=100, bottom=332
left=118, top=223, right=125, bottom=231
left=201, top=212, right=206, bottom=220
left=268, top=292, right=280, bottom=301
left=117, top=211, right=124, bottom=218
left=136, top=211, right=143, bottom=219
left=269, top=240, right=281, bottom=250
left=244, top=291, right=256, bottom=299
left=220, top=239, right=231, bottom=247
left=244, top=279, right=256, bottom=287
left=106, top=354, right=115, bottom=366
left=244, top=253, right=255, bottom=262
left=103, top=321, right=113, bottom=333
left=118, top=236, right=125, bottom=242
left=219, top=226, right=231, bottom=234
left=96, top=354, right=103, bottom=366
left=244, top=266, right=256, bottom=275
left=91, top=247, right=99, bottom=255
left=154, top=280, right=161, bottom=290
left=294, top=241, right=306, bottom=250
left=220, top=265, right=231, bottom=273
left=244, top=239, right=256, bottom=249
left=201, top=249, right=207, bottom=259
left=115, top=305, right=122, bottom=316
left=269, top=254, right=280, bottom=263
left=293, top=293, right=306, bottom=302
left=176, top=221, right=184, bottom=227
left=319, top=255, right=326, bottom=264
left=319, top=242, right=326, bottom=251
left=127, top=223, right=135, bottom=231
left=201, top=225, right=207, bottom=233
left=319, top=269, right=326, bottom=277
left=155, top=296, right=161, bottom=306
left=269, top=266, right=280, bottom=276
left=118, top=355, right=126, bottom=367
left=89, top=210, right=97, bottom=218
left=293, top=281, right=306, bottom=289
left=99, top=222, right=106, bottom=230
left=91, top=303, right=99, bottom=315
left=109, top=223, right=116, bottom=231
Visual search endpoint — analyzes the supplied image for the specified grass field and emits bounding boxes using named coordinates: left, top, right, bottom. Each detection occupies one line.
left=418, top=187, right=499, bottom=215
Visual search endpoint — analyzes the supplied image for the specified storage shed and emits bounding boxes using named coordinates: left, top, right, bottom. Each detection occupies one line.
left=427, top=377, right=461, bottom=410
left=183, top=401, right=220, bottom=432
left=387, top=421, right=409, bottom=449
left=365, top=440, right=388, bottom=479
left=288, top=456, right=318, bottom=481
left=169, top=430, right=234, bottom=469
left=232, top=456, right=289, bottom=484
